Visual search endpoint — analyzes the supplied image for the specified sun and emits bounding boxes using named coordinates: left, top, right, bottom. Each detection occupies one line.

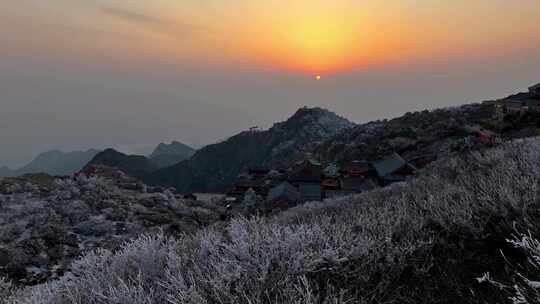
left=316, top=75, right=321, bottom=80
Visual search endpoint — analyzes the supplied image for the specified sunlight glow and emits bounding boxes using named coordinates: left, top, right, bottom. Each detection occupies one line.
left=241, top=4, right=370, bottom=74
left=20, top=0, right=540, bottom=76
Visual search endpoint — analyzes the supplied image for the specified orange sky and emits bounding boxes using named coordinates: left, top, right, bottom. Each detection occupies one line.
left=135, top=0, right=540, bottom=74
left=3, top=0, right=540, bottom=75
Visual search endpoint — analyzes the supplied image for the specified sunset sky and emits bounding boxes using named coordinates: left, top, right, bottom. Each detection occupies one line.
left=1, top=0, right=540, bottom=166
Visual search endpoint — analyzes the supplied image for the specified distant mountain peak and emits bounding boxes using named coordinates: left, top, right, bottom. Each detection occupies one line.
left=149, top=141, right=196, bottom=168
left=0, top=149, right=101, bottom=177
left=100, top=148, right=125, bottom=156
left=287, top=106, right=335, bottom=121
left=273, top=106, right=355, bottom=137
left=34, top=150, right=63, bottom=158
left=150, top=141, right=195, bottom=158
left=292, top=106, right=329, bottom=116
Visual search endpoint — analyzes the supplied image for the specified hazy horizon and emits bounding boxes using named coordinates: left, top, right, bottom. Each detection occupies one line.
left=2, top=0, right=540, bottom=167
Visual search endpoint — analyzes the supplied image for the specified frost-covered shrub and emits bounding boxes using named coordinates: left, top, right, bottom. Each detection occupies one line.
left=8, top=138, right=540, bottom=303
left=0, top=277, right=14, bottom=301
left=5, top=234, right=171, bottom=304
left=478, top=231, right=540, bottom=304
left=506, top=232, right=540, bottom=303
left=0, top=172, right=223, bottom=286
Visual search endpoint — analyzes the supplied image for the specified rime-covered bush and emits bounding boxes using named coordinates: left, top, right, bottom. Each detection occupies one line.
left=506, top=233, right=540, bottom=303
left=0, top=173, right=222, bottom=286
left=0, top=277, right=14, bottom=300
left=478, top=231, right=540, bottom=304
left=8, top=138, right=540, bottom=303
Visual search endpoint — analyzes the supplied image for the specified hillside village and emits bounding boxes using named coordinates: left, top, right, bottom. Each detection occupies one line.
left=223, top=154, right=416, bottom=210
left=64, top=82, right=540, bottom=212
left=169, top=82, right=540, bottom=210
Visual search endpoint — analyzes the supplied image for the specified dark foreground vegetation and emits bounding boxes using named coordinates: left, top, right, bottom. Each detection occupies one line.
left=3, top=139, right=540, bottom=303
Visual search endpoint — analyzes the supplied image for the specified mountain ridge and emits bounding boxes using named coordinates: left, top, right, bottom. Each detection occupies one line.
left=145, top=107, right=354, bottom=192
left=0, top=149, right=101, bottom=177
